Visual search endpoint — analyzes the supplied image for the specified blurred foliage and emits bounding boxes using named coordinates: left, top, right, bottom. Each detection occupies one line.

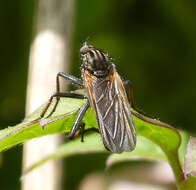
left=0, top=0, right=196, bottom=190
left=0, top=1, right=35, bottom=190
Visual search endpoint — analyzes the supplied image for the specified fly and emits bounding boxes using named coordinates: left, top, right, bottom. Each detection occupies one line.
left=40, top=42, right=137, bottom=153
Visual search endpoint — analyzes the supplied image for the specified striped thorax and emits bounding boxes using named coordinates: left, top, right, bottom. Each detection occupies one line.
left=80, top=42, right=111, bottom=77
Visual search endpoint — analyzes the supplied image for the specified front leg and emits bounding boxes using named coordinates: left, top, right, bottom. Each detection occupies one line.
left=40, top=72, right=84, bottom=119
left=40, top=92, right=87, bottom=118
left=69, top=100, right=90, bottom=139
left=57, top=72, right=83, bottom=89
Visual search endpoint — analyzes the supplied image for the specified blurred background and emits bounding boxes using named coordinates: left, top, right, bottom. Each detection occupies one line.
left=0, top=0, right=196, bottom=189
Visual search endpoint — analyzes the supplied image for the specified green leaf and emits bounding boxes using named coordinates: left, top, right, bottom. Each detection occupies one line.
left=22, top=132, right=107, bottom=175
left=131, top=111, right=184, bottom=183
left=106, top=135, right=167, bottom=167
left=178, top=131, right=190, bottom=167
left=179, top=175, right=196, bottom=190
left=0, top=98, right=185, bottom=188
left=0, top=98, right=87, bottom=151
left=23, top=133, right=167, bottom=175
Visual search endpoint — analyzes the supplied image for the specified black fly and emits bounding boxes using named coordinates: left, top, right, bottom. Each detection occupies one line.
left=40, top=42, right=137, bottom=153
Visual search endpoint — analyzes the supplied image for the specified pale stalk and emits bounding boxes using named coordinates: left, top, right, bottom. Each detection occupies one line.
left=22, top=1, right=75, bottom=190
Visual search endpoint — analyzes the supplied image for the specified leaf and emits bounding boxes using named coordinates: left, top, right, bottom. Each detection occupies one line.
left=0, top=98, right=184, bottom=186
left=0, top=98, right=87, bottom=151
left=184, top=137, right=196, bottom=177
left=106, top=135, right=167, bottom=167
left=178, top=131, right=191, bottom=167
left=22, top=132, right=107, bottom=175
left=179, top=175, right=196, bottom=190
left=131, top=111, right=183, bottom=183
left=24, top=133, right=167, bottom=175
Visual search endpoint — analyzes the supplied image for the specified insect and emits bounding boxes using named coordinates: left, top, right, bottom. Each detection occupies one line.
left=40, top=42, right=137, bottom=153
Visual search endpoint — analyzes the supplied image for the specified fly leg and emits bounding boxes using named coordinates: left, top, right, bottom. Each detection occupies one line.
left=69, top=101, right=90, bottom=141
left=40, top=72, right=84, bottom=119
left=80, top=122, right=85, bottom=142
left=69, top=98, right=99, bottom=142
left=71, top=122, right=99, bottom=142
left=40, top=92, right=87, bottom=118
left=124, top=80, right=147, bottom=115
left=57, top=72, right=83, bottom=86
left=80, top=125, right=100, bottom=142
left=123, top=80, right=136, bottom=109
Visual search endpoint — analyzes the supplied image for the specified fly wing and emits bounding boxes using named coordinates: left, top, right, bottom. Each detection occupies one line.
left=83, top=65, right=136, bottom=153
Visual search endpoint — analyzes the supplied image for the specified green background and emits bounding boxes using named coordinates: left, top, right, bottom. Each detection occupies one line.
left=0, top=0, right=196, bottom=189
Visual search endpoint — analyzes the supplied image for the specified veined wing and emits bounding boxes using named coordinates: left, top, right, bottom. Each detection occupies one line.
left=83, top=65, right=136, bottom=153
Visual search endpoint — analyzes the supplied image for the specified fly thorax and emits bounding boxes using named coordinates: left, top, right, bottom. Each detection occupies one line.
left=81, top=51, right=111, bottom=77
left=80, top=42, right=112, bottom=77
